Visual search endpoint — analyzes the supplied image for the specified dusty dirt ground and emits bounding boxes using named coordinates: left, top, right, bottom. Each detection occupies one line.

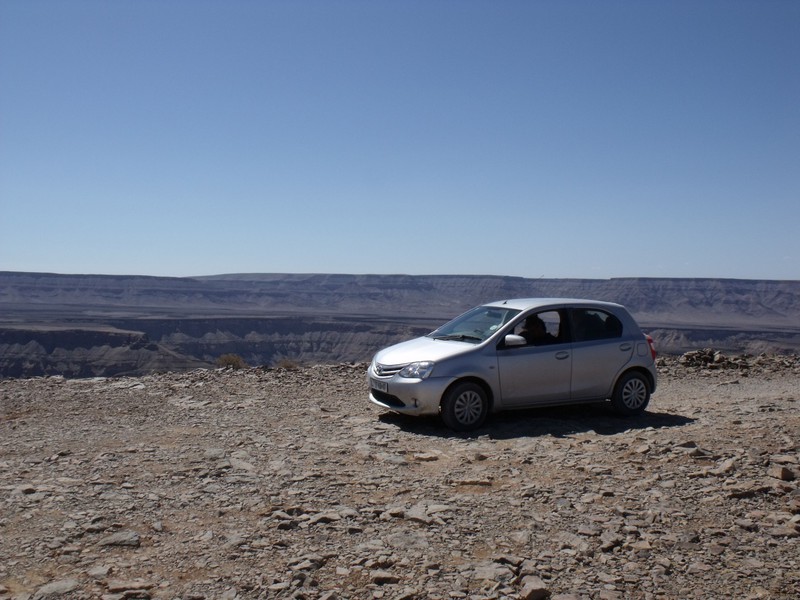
left=1, top=354, right=798, bottom=600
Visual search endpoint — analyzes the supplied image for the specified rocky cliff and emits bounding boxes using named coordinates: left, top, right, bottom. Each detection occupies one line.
left=1, top=272, right=798, bottom=377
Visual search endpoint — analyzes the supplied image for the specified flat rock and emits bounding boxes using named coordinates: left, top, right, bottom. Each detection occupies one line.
left=32, top=579, right=79, bottom=599
left=98, top=530, right=141, bottom=547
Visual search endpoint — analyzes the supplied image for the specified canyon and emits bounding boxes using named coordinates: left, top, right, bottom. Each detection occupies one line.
left=1, top=272, right=798, bottom=378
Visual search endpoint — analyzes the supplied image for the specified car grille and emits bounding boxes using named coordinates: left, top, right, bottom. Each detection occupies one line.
left=371, top=389, right=406, bottom=408
left=374, top=362, right=406, bottom=377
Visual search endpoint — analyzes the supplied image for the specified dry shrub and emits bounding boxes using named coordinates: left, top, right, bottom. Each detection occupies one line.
left=275, top=358, right=300, bottom=370
left=216, top=354, right=248, bottom=370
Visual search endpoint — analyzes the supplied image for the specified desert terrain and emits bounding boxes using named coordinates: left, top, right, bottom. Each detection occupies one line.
left=1, top=353, right=798, bottom=599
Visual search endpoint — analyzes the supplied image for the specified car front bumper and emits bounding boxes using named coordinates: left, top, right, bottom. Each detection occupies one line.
left=367, top=372, right=454, bottom=417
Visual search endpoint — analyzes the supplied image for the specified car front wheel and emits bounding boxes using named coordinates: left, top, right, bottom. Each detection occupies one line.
left=611, top=371, right=651, bottom=415
left=441, top=381, right=489, bottom=432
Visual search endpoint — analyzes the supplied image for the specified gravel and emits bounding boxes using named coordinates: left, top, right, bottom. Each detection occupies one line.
left=1, top=354, right=798, bottom=599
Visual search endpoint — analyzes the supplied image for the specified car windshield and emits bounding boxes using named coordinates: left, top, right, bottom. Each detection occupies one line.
left=428, top=305, right=521, bottom=343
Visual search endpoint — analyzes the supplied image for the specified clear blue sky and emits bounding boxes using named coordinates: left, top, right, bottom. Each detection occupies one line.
left=1, top=1, right=798, bottom=280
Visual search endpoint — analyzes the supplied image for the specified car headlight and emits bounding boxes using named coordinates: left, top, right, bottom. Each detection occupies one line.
left=399, top=361, right=435, bottom=379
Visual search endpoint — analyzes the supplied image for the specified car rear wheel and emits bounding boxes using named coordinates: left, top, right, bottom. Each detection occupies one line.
left=611, top=371, right=651, bottom=415
left=441, top=381, right=489, bottom=431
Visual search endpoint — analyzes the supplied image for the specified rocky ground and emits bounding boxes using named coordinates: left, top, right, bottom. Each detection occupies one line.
left=1, top=353, right=798, bottom=600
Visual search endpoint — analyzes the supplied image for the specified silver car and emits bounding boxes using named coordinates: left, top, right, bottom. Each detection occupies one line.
left=368, top=298, right=658, bottom=431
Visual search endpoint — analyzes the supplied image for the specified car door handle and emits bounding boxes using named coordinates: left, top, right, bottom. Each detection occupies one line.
left=619, top=343, right=632, bottom=351
left=555, top=351, right=570, bottom=360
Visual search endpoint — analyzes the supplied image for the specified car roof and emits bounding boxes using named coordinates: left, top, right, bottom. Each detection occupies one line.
left=483, top=298, right=625, bottom=312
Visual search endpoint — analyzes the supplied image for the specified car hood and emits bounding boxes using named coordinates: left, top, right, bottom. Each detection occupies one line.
left=374, top=336, right=476, bottom=366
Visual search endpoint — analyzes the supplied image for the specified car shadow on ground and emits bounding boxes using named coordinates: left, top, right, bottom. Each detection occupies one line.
left=377, top=402, right=695, bottom=440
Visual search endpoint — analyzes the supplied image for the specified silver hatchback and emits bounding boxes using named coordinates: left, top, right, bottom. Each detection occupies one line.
left=368, top=298, right=658, bottom=431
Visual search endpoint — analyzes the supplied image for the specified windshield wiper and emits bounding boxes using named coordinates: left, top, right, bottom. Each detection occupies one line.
left=432, top=333, right=483, bottom=342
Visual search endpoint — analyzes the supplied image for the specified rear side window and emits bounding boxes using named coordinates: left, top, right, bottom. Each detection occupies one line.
left=571, top=308, right=623, bottom=342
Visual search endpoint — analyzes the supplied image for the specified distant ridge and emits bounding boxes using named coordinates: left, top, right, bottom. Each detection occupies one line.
left=1, top=272, right=798, bottom=377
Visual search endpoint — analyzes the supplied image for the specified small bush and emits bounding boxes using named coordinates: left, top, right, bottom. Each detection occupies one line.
left=274, top=358, right=301, bottom=370
left=216, top=353, right=248, bottom=370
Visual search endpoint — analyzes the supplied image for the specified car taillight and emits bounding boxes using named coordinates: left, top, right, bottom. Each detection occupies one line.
left=646, top=334, right=657, bottom=360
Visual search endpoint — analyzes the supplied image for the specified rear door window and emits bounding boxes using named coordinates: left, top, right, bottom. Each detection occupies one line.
left=571, top=308, right=623, bottom=342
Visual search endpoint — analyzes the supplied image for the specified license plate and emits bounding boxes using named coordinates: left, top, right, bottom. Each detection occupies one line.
left=370, top=378, right=388, bottom=393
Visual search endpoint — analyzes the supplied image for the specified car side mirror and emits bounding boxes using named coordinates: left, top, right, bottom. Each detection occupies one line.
left=504, top=334, right=526, bottom=347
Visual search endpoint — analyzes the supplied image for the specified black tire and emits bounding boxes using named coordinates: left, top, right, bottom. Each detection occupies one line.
left=611, top=371, right=651, bottom=415
left=441, top=381, right=489, bottom=431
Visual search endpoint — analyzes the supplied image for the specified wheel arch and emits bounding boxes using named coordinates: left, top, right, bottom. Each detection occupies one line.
left=613, top=366, right=654, bottom=396
left=440, top=376, right=495, bottom=414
